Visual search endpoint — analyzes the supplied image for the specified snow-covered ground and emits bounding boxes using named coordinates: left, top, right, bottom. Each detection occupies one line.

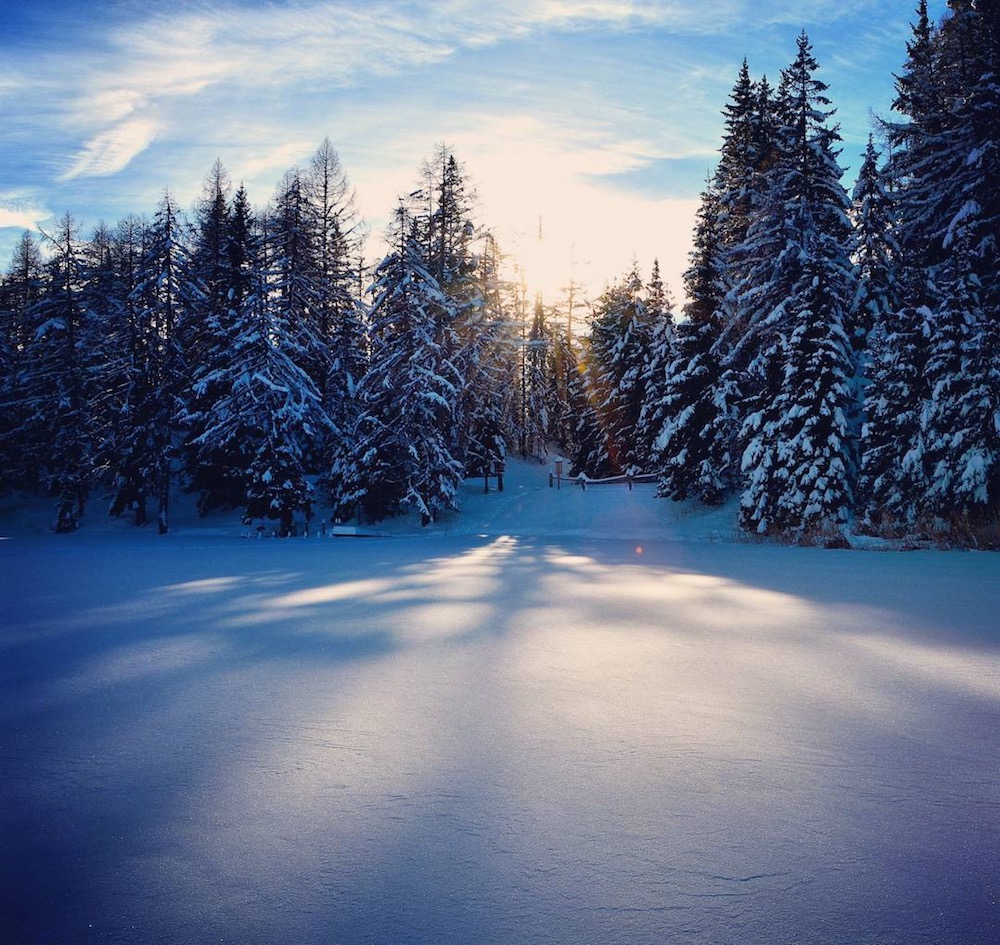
left=2, top=460, right=998, bottom=944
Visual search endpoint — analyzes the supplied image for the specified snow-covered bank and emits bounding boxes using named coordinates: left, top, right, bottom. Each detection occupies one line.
left=0, top=456, right=974, bottom=550
left=0, top=455, right=734, bottom=544
left=2, top=461, right=998, bottom=944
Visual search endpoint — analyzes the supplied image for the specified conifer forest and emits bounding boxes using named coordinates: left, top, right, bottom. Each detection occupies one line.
left=1, top=2, right=998, bottom=546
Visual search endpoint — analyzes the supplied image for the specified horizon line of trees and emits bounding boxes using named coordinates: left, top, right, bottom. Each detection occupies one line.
left=1, top=1, right=997, bottom=546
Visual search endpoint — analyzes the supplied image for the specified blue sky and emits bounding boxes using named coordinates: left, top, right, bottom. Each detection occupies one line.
left=0, top=0, right=946, bottom=301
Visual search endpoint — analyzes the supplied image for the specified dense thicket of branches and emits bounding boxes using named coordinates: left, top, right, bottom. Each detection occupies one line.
left=2, top=4, right=997, bottom=544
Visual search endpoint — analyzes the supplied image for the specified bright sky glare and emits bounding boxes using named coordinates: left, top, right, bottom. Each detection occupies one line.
left=0, top=0, right=946, bottom=304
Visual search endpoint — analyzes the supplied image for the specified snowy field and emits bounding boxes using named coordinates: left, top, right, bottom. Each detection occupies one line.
left=2, top=461, right=998, bottom=944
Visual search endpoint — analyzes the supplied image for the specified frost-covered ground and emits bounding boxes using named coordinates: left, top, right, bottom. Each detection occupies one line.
left=2, top=461, right=998, bottom=944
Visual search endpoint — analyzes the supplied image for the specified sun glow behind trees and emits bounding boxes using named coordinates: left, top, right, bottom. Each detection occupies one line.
left=366, top=123, right=701, bottom=313
left=496, top=194, right=698, bottom=315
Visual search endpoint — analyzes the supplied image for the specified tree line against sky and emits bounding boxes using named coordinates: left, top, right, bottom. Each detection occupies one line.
left=0, top=0, right=996, bottom=545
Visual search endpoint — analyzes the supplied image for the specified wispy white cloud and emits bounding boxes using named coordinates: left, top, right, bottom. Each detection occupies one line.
left=240, top=142, right=319, bottom=180
left=60, top=0, right=752, bottom=130
left=59, top=117, right=161, bottom=181
left=0, top=194, right=51, bottom=231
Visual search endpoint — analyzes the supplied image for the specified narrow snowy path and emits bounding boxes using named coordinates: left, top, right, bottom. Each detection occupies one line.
left=2, top=476, right=998, bottom=944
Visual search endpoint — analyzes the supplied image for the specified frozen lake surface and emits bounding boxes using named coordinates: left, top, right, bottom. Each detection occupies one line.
left=2, top=464, right=998, bottom=944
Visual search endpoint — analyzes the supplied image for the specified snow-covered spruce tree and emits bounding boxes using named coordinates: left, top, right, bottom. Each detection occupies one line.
left=850, top=135, right=900, bottom=352
left=424, top=146, right=478, bottom=296
left=180, top=183, right=270, bottom=514
left=883, top=0, right=989, bottom=293
left=545, top=325, right=580, bottom=462
left=459, top=232, right=512, bottom=482
left=883, top=0, right=945, bottom=285
left=933, top=0, right=1000, bottom=531
left=567, top=335, right=615, bottom=479
left=415, top=144, right=484, bottom=465
left=654, top=60, right=783, bottom=506
left=187, top=160, right=232, bottom=371
left=0, top=230, right=44, bottom=491
left=857, top=296, right=932, bottom=533
left=943, top=0, right=1000, bottom=534
left=521, top=296, right=553, bottom=460
left=305, top=139, right=367, bottom=475
left=192, top=200, right=331, bottom=537
left=635, top=259, right=674, bottom=471
left=652, top=189, right=735, bottom=505
left=715, top=63, right=779, bottom=259
left=180, top=162, right=247, bottom=512
left=32, top=216, right=93, bottom=520
left=93, top=215, right=154, bottom=526
left=186, top=177, right=333, bottom=535
left=861, top=0, right=1000, bottom=537
left=84, top=222, right=142, bottom=509
left=740, top=258, right=857, bottom=539
left=919, top=260, right=972, bottom=523
left=918, top=238, right=999, bottom=532
left=736, top=33, right=859, bottom=540
left=80, top=222, right=130, bottom=503
left=973, top=0, right=1000, bottom=325
left=844, top=136, right=900, bottom=475
left=348, top=206, right=464, bottom=524
left=857, top=3, right=940, bottom=533
left=15, top=214, right=98, bottom=531
left=587, top=262, right=654, bottom=474
left=715, top=66, right=782, bottom=350
left=117, top=192, right=195, bottom=534
left=266, top=167, right=330, bottom=461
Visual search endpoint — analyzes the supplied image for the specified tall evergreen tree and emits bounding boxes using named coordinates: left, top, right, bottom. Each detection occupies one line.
left=653, top=181, right=738, bottom=504
left=349, top=207, right=464, bottom=524
left=522, top=296, right=553, bottom=460
left=568, top=336, right=616, bottom=479
left=182, top=162, right=245, bottom=511
left=305, top=138, right=367, bottom=464
left=459, top=232, right=512, bottom=480
left=17, top=215, right=96, bottom=530
left=851, top=135, right=900, bottom=349
left=192, top=191, right=331, bottom=537
left=98, top=215, right=154, bottom=525
left=588, top=263, right=653, bottom=474
left=636, top=259, right=674, bottom=471
left=859, top=295, right=936, bottom=533
left=0, top=231, right=44, bottom=490
left=267, top=167, right=327, bottom=428
left=919, top=239, right=996, bottom=524
left=423, top=147, right=483, bottom=468
left=119, top=193, right=194, bottom=533
left=740, top=258, right=857, bottom=538
left=862, top=0, right=1000, bottom=537
left=545, top=326, right=580, bottom=461
left=182, top=183, right=274, bottom=513
left=736, top=33, right=859, bottom=539
left=653, top=193, right=734, bottom=504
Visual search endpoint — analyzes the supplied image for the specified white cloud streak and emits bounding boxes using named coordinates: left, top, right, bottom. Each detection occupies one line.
left=0, top=194, right=51, bottom=232
left=60, top=117, right=161, bottom=182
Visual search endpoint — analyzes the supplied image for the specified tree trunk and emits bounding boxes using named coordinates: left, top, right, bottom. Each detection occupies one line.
left=158, top=468, right=169, bottom=535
